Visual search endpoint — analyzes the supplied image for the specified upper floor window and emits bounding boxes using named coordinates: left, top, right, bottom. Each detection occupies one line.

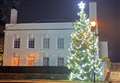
left=43, top=57, right=49, bottom=66
left=57, top=57, right=64, bottom=66
left=14, top=38, right=20, bottom=48
left=57, top=38, right=64, bottom=49
left=28, top=38, right=35, bottom=48
left=43, top=38, right=50, bottom=49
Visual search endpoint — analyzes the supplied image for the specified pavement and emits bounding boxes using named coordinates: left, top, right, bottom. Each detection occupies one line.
left=0, top=80, right=89, bottom=83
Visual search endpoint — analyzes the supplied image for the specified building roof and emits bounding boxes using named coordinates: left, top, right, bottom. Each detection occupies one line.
left=5, top=22, right=73, bottom=30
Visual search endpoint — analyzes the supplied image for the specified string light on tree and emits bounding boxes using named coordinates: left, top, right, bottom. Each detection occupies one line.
left=67, top=1, right=103, bottom=81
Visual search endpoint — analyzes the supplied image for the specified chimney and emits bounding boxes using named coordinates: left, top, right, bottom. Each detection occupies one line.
left=10, top=8, right=17, bottom=24
left=89, top=2, right=97, bottom=21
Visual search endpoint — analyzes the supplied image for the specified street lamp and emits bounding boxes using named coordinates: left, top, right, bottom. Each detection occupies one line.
left=90, top=20, right=97, bottom=83
left=90, top=21, right=97, bottom=32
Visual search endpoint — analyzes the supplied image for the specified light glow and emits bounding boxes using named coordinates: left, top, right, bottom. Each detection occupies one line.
left=91, top=21, right=96, bottom=27
left=12, top=55, right=20, bottom=66
left=27, top=53, right=36, bottom=66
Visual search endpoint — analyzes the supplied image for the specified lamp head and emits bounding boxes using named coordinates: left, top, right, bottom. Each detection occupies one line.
left=90, top=21, right=96, bottom=27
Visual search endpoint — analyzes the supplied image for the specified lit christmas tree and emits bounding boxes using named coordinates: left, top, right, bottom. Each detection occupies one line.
left=67, top=1, right=103, bottom=81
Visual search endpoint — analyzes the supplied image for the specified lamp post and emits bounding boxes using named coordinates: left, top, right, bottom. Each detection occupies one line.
left=90, top=21, right=97, bottom=83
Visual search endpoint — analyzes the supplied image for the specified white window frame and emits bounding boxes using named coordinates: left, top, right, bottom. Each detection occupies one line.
left=43, top=38, right=50, bottom=49
left=57, top=38, right=64, bottom=49
left=43, top=57, right=49, bottom=66
left=28, top=38, right=35, bottom=48
left=14, top=38, right=20, bottom=48
left=57, top=57, right=64, bottom=66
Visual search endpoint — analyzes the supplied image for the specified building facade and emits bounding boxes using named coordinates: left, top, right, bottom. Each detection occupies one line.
left=3, top=23, right=72, bottom=66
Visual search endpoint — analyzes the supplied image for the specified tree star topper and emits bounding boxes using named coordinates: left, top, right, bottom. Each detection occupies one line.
left=78, top=1, right=85, bottom=11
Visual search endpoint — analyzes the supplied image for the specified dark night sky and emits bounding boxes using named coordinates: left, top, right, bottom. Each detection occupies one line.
left=97, top=0, right=120, bottom=62
left=1, top=0, right=120, bottom=62
left=17, top=0, right=87, bottom=23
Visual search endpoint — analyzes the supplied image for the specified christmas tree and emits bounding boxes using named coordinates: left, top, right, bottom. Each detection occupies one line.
left=67, top=1, right=103, bottom=81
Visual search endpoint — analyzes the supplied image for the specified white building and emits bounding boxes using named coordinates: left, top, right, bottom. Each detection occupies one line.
left=3, top=2, right=108, bottom=66
left=4, top=23, right=73, bottom=66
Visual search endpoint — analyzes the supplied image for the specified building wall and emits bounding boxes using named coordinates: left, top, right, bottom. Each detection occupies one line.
left=3, top=23, right=73, bottom=66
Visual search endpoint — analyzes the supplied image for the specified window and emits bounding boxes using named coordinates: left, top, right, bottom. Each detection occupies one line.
left=28, top=38, right=35, bottom=48
left=57, top=38, right=64, bottom=49
left=14, top=38, right=20, bottom=48
left=12, top=55, right=20, bottom=66
left=43, top=38, right=50, bottom=48
left=58, top=57, right=64, bottom=66
left=27, top=54, right=36, bottom=66
left=43, top=57, right=49, bottom=66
